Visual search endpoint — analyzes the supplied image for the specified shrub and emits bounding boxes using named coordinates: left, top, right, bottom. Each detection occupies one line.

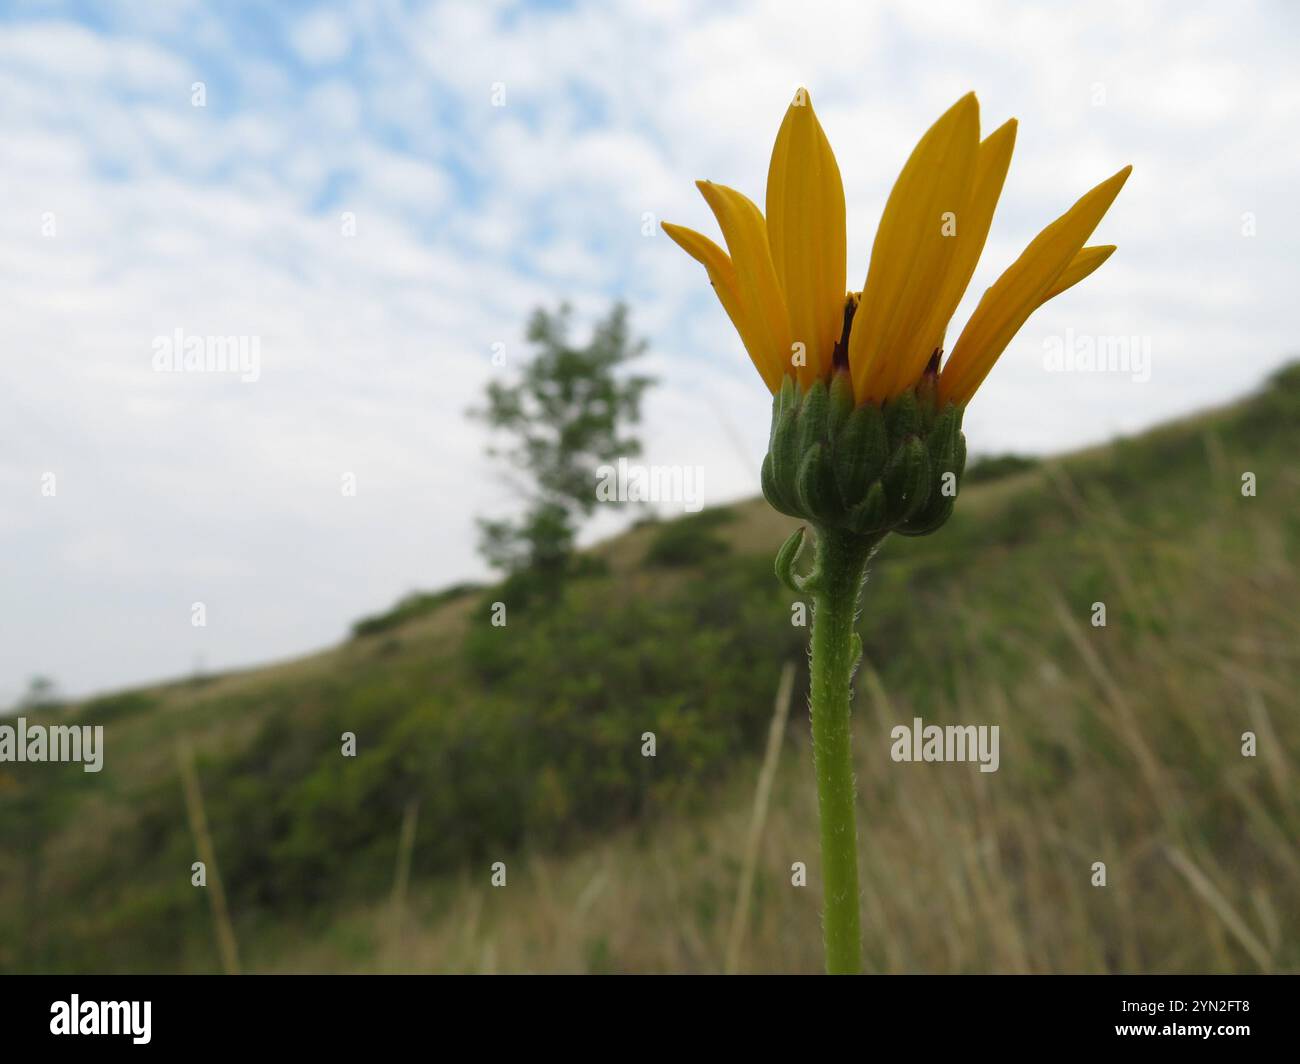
left=643, top=507, right=737, bottom=567
left=350, top=583, right=481, bottom=638
left=962, top=453, right=1039, bottom=484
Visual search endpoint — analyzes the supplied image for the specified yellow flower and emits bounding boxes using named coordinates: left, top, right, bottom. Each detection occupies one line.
left=663, top=89, right=1129, bottom=408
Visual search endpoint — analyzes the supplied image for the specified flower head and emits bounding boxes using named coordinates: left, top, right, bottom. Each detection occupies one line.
left=663, top=89, right=1130, bottom=409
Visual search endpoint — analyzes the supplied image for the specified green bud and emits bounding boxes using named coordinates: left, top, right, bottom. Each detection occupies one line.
left=761, top=375, right=964, bottom=550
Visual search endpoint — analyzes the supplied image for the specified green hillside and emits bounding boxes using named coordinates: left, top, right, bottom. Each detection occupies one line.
left=3, top=365, right=1298, bottom=974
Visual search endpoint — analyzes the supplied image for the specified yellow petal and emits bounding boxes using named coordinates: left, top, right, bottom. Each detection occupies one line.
left=765, top=88, right=846, bottom=388
left=1039, top=245, right=1116, bottom=304
left=910, top=118, right=1017, bottom=385
left=939, top=165, right=1132, bottom=406
left=848, top=93, right=981, bottom=403
left=661, top=221, right=783, bottom=392
left=695, top=180, right=794, bottom=388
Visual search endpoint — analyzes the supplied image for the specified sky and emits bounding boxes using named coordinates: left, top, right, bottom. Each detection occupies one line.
left=2, top=0, right=1298, bottom=701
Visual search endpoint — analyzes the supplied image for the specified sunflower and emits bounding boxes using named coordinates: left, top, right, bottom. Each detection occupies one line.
left=663, top=89, right=1129, bottom=410
left=662, top=89, right=1130, bottom=974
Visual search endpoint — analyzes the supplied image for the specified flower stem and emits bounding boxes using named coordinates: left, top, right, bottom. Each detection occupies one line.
left=808, top=527, right=877, bottom=974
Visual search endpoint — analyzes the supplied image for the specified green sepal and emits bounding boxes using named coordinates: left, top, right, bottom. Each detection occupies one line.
left=794, top=442, right=842, bottom=524
left=761, top=451, right=800, bottom=518
left=926, top=404, right=963, bottom=484
left=914, top=373, right=939, bottom=435
left=796, top=378, right=829, bottom=458
left=778, top=373, right=797, bottom=413
left=827, top=370, right=854, bottom=440
left=769, top=381, right=801, bottom=495
left=832, top=402, right=887, bottom=507
left=896, top=496, right=954, bottom=536
left=911, top=418, right=965, bottom=534
left=846, top=482, right=887, bottom=535
left=883, top=391, right=919, bottom=447
left=883, top=436, right=931, bottom=523
left=893, top=409, right=962, bottom=534
left=774, top=525, right=809, bottom=592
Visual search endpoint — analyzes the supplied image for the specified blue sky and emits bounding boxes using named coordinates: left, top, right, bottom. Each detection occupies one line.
left=2, top=0, right=1298, bottom=700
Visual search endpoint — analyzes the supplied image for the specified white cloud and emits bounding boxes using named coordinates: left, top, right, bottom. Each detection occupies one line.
left=290, top=9, right=352, bottom=66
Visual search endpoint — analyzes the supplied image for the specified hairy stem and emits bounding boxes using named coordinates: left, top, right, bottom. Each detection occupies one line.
left=808, top=527, right=877, bottom=974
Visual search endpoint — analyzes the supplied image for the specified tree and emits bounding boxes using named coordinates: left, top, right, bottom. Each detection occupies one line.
left=473, top=302, right=653, bottom=582
left=19, top=675, right=60, bottom=711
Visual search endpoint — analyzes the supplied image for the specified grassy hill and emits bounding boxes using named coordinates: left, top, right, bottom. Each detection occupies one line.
left=3, top=365, right=1299, bottom=974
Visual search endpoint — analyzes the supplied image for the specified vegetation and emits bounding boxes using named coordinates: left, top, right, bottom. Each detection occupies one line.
left=472, top=302, right=653, bottom=582
left=350, top=584, right=482, bottom=639
left=962, top=452, right=1039, bottom=484
left=16, top=675, right=62, bottom=712
left=642, top=506, right=738, bottom=567
left=1, top=366, right=1297, bottom=973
